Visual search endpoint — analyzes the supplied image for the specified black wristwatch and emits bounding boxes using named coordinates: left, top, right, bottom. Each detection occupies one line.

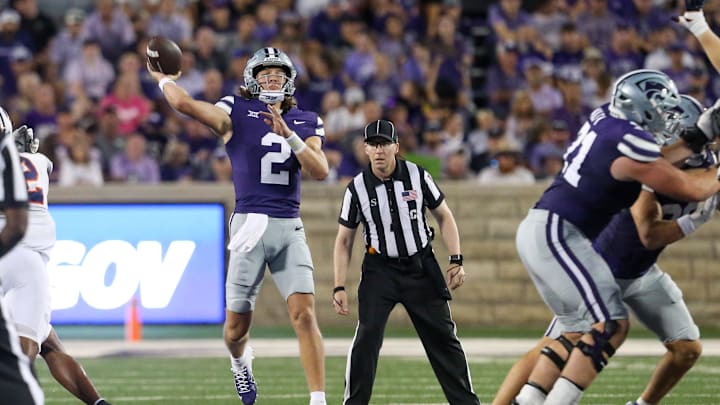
left=449, top=254, right=463, bottom=266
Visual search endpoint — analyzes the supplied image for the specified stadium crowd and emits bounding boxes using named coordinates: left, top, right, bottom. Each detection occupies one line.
left=0, top=0, right=718, bottom=186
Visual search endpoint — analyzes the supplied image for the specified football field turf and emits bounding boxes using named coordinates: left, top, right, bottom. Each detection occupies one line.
left=38, top=355, right=720, bottom=404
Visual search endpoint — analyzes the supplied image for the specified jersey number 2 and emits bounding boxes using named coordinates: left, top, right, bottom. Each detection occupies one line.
left=260, top=132, right=291, bottom=185
left=561, top=123, right=597, bottom=188
left=20, top=156, right=44, bottom=205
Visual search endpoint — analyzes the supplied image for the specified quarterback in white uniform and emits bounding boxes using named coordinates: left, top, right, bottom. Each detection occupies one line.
left=0, top=126, right=112, bottom=405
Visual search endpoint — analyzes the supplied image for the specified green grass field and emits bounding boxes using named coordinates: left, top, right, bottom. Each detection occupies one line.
left=37, top=355, right=720, bottom=404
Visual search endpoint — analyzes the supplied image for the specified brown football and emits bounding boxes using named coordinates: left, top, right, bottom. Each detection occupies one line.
left=146, top=36, right=182, bottom=75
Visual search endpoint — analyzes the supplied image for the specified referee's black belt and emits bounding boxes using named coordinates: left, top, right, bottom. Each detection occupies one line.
left=366, top=246, right=428, bottom=262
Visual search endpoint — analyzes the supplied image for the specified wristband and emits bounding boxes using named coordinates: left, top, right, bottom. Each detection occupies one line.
left=685, top=11, right=710, bottom=37
left=449, top=254, right=463, bottom=266
left=333, top=286, right=345, bottom=294
left=677, top=215, right=696, bottom=236
left=158, top=77, right=176, bottom=92
left=286, top=132, right=307, bottom=154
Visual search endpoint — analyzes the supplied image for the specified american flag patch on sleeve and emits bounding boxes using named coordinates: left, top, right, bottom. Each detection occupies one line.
left=401, top=190, right=418, bottom=201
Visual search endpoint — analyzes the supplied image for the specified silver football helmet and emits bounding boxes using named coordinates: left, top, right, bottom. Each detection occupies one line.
left=662, top=94, right=704, bottom=145
left=610, top=69, right=681, bottom=142
left=13, top=125, right=39, bottom=153
left=0, top=106, right=12, bottom=138
left=243, top=47, right=297, bottom=104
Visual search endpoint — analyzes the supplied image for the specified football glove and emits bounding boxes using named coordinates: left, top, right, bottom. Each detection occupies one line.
left=677, top=192, right=718, bottom=235
left=675, top=10, right=710, bottom=36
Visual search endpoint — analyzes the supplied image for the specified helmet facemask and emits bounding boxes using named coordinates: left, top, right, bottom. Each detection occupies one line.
left=243, top=48, right=297, bottom=104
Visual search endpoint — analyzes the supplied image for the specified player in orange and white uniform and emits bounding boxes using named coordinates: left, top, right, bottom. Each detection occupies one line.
left=0, top=125, right=111, bottom=405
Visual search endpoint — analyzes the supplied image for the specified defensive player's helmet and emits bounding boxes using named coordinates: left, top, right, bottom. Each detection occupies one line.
left=610, top=69, right=681, bottom=142
left=662, top=94, right=704, bottom=145
left=243, top=47, right=296, bottom=104
left=13, top=125, right=39, bottom=153
left=0, top=106, right=12, bottom=138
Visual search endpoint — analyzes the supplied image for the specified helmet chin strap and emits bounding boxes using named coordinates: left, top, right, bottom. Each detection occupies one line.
left=258, top=90, right=285, bottom=105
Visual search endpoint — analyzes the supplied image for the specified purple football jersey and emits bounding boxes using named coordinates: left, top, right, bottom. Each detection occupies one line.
left=594, top=153, right=716, bottom=278
left=535, top=104, right=661, bottom=239
left=216, top=96, right=324, bottom=217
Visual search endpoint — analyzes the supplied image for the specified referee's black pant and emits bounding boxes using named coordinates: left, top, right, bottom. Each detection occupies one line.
left=343, top=248, right=480, bottom=405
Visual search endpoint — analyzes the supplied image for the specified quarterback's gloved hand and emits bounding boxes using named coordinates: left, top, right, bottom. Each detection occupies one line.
left=681, top=100, right=720, bottom=152
left=12, top=125, right=31, bottom=139
left=685, top=0, right=706, bottom=11
left=677, top=193, right=718, bottom=235
left=675, top=10, right=710, bottom=36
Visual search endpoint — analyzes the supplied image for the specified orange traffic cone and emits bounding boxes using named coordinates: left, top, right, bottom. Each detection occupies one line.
left=125, top=297, right=142, bottom=342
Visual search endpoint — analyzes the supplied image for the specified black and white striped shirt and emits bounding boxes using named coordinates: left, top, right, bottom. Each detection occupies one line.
left=338, top=158, right=444, bottom=258
left=0, top=127, right=28, bottom=209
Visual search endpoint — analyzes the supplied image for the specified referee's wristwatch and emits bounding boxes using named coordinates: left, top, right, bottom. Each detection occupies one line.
left=449, top=254, right=463, bottom=266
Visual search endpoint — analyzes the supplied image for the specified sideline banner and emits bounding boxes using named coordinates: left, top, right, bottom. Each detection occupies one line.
left=48, top=203, right=226, bottom=324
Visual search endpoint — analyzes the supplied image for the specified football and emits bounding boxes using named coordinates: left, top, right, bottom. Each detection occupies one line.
left=146, top=36, right=182, bottom=76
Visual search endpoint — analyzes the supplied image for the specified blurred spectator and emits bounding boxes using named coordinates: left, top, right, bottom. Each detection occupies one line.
left=195, top=68, right=224, bottom=103
left=504, top=89, right=536, bottom=149
left=254, top=1, right=279, bottom=43
left=110, top=133, right=160, bottom=183
left=485, top=41, right=524, bottom=119
left=643, top=25, right=682, bottom=71
left=428, top=13, right=472, bottom=104
left=527, top=120, right=570, bottom=177
left=81, top=0, right=136, bottom=64
left=386, top=102, right=417, bottom=152
left=5, top=45, right=33, bottom=97
left=487, top=0, right=533, bottom=45
left=466, top=109, right=502, bottom=173
left=477, top=143, right=535, bottom=185
left=552, top=22, right=584, bottom=71
left=337, top=134, right=369, bottom=184
left=9, top=70, right=39, bottom=116
left=576, top=0, right=620, bottom=52
left=209, top=146, right=232, bottom=182
left=222, top=48, right=251, bottom=96
left=444, top=148, right=471, bottom=180
left=226, top=15, right=261, bottom=58
left=551, top=66, right=592, bottom=140
left=530, top=0, right=569, bottom=51
left=377, top=13, right=409, bottom=64
left=193, top=26, right=227, bottom=73
left=626, top=0, right=671, bottom=48
left=63, top=39, right=115, bottom=101
left=175, top=51, right=204, bottom=98
left=343, top=31, right=377, bottom=87
left=522, top=56, right=562, bottom=115
left=25, top=82, right=58, bottom=141
left=688, top=66, right=713, bottom=106
left=0, top=8, right=33, bottom=97
left=48, top=8, right=85, bottom=84
left=605, top=23, right=643, bottom=79
left=307, top=0, right=347, bottom=50
left=203, top=0, right=235, bottom=53
left=440, top=112, right=465, bottom=158
left=400, top=42, right=431, bottom=85
left=580, top=47, right=608, bottom=108
left=146, top=0, right=193, bottom=48
left=297, top=52, right=344, bottom=113
left=416, top=120, right=445, bottom=160
left=160, top=138, right=192, bottom=182
left=57, top=129, right=104, bottom=187
left=15, top=0, right=57, bottom=53
left=99, top=73, right=151, bottom=136
left=364, top=53, right=398, bottom=107
left=180, top=118, right=217, bottom=154
left=662, top=43, right=694, bottom=93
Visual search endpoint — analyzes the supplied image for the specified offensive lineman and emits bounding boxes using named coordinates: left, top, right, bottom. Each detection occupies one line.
left=513, top=70, right=720, bottom=404
left=0, top=125, right=111, bottom=405
left=148, top=47, right=328, bottom=405
left=494, top=95, right=717, bottom=405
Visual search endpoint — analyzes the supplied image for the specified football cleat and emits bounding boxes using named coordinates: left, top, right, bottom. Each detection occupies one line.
left=231, top=348, right=257, bottom=404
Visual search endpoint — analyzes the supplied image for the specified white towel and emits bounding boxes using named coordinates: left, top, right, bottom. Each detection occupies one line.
left=227, top=213, right=269, bottom=253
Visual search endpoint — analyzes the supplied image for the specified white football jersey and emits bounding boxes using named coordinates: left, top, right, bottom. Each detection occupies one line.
left=17, top=152, right=55, bottom=256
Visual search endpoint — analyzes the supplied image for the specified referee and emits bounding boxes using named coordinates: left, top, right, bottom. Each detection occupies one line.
left=0, top=107, right=43, bottom=405
left=332, top=119, right=480, bottom=405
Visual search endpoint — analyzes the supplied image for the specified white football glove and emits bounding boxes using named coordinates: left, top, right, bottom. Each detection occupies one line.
left=677, top=193, right=718, bottom=235
left=676, top=10, right=710, bottom=37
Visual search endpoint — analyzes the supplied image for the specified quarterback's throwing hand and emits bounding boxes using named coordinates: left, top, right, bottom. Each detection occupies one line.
left=446, top=265, right=465, bottom=290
